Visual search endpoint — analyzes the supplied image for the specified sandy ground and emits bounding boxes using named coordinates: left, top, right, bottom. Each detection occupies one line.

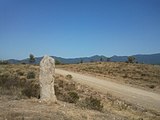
left=56, top=69, right=160, bottom=112
left=0, top=96, right=125, bottom=120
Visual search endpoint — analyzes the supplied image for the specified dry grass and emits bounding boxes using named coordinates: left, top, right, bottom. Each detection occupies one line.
left=0, top=64, right=39, bottom=99
left=58, top=62, right=160, bottom=92
left=0, top=64, right=160, bottom=120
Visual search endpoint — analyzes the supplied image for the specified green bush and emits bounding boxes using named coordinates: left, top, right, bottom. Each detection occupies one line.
left=27, top=71, right=35, bottom=79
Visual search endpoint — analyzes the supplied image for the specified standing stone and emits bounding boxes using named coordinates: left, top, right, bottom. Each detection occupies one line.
left=39, top=55, right=57, bottom=102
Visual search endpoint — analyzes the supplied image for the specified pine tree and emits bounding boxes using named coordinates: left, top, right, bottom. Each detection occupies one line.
left=29, top=54, right=35, bottom=63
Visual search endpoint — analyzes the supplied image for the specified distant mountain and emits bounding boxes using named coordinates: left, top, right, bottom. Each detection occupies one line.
left=6, top=55, right=108, bottom=64
left=134, top=53, right=160, bottom=64
left=7, top=59, right=21, bottom=64
left=6, top=53, right=160, bottom=65
left=110, top=53, right=160, bottom=64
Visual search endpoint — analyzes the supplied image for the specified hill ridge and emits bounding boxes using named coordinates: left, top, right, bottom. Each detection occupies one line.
left=6, top=53, right=160, bottom=65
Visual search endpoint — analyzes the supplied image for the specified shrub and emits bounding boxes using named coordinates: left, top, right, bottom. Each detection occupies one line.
left=21, top=81, right=40, bottom=98
left=123, top=74, right=128, bottom=78
left=0, top=74, right=22, bottom=89
left=55, top=89, right=79, bottom=103
left=148, top=85, right=155, bottom=89
left=0, top=67, right=39, bottom=99
left=0, top=73, right=10, bottom=86
left=65, top=74, right=72, bottom=80
left=83, top=96, right=103, bottom=111
left=67, top=91, right=79, bottom=103
left=27, top=71, right=35, bottom=79
left=127, top=56, right=136, bottom=63
left=17, top=71, right=24, bottom=76
left=58, top=80, right=64, bottom=88
left=64, top=82, right=76, bottom=91
left=0, top=73, right=27, bottom=96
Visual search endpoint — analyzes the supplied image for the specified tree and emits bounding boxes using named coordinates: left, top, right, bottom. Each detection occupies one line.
left=55, top=59, right=61, bottom=65
left=107, top=58, right=111, bottom=62
left=100, top=57, right=103, bottom=62
left=80, top=59, right=83, bottom=64
left=127, top=56, right=136, bottom=63
left=29, top=54, right=35, bottom=63
left=0, top=60, right=8, bottom=64
left=90, top=59, right=94, bottom=63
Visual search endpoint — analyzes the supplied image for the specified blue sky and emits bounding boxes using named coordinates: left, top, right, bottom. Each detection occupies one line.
left=0, top=0, right=160, bottom=59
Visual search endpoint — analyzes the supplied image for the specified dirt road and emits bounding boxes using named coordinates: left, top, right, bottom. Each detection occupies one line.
left=56, top=69, right=160, bottom=112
